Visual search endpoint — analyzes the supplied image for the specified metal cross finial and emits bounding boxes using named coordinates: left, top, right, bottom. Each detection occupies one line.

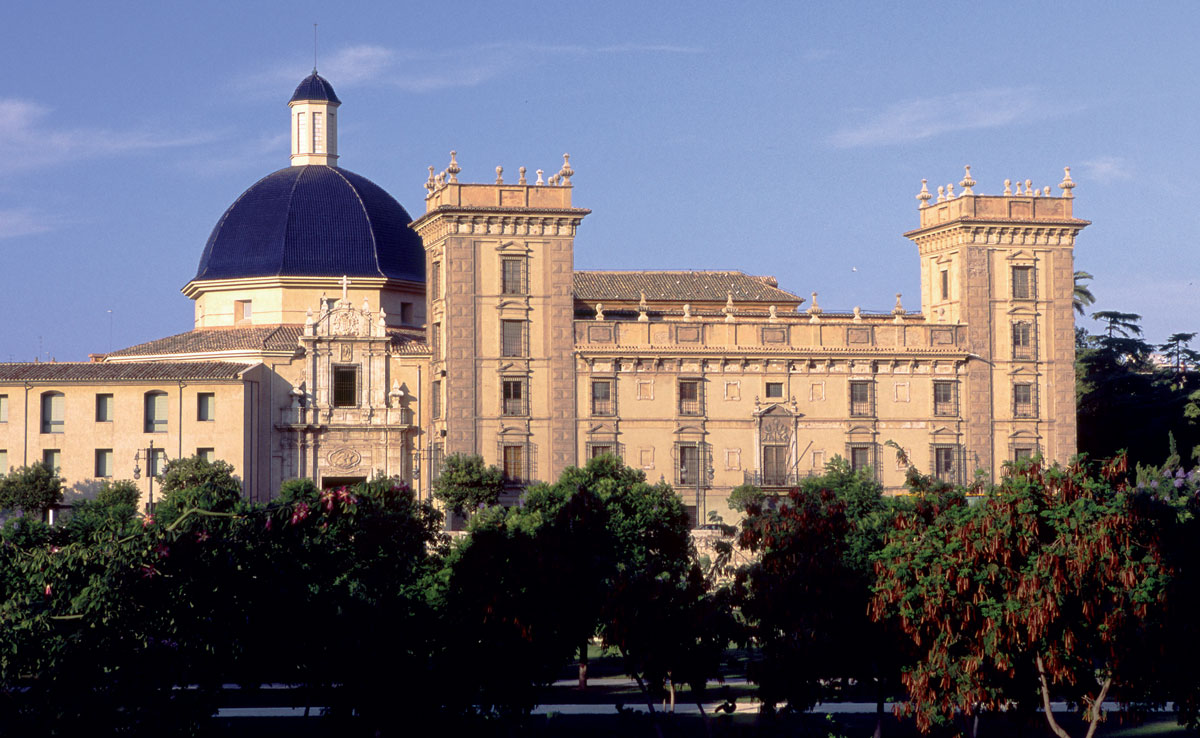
left=340, top=274, right=351, bottom=303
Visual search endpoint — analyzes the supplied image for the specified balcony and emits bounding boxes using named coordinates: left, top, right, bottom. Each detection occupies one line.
left=742, top=469, right=820, bottom=488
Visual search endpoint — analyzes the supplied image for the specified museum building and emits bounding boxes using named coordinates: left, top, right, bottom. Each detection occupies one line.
left=0, top=73, right=1088, bottom=522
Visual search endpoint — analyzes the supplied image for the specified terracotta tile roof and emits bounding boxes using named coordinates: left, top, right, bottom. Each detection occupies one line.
left=0, top=362, right=251, bottom=382
left=107, top=326, right=305, bottom=357
left=573, top=271, right=803, bottom=304
left=386, top=329, right=430, bottom=354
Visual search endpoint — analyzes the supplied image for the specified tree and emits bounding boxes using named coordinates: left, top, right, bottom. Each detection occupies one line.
left=95, top=479, right=139, bottom=507
left=871, top=459, right=1177, bottom=738
left=431, top=453, right=505, bottom=517
left=155, top=454, right=242, bottom=523
left=0, top=463, right=64, bottom=517
left=1073, top=270, right=1096, bottom=316
left=1160, top=332, right=1200, bottom=381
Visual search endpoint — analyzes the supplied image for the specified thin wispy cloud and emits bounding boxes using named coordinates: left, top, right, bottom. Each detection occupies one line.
left=1081, top=156, right=1132, bottom=184
left=0, top=207, right=58, bottom=240
left=0, top=98, right=214, bottom=173
left=244, top=41, right=704, bottom=95
left=830, top=88, right=1042, bottom=148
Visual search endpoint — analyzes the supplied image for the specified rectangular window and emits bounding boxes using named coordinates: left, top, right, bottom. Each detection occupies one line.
left=940, top=270, right=949, bottom=300
left=312, top=111, right=324, bottom=153
left=502, top=378, right=526, bottom=416
left=501, top=320, right=526, bottom=357
left=503, top=445, right=525, bottom=482
left=849, top=445, right=872, bottom=473
left=849, top=381, right=873, bottom=417
left=501, top=258, right=525, bottom=295
left=678, top=380, right=703, bottom=416
left=591, top=380, right=614, bottom=416
left=95, top=449, right=113, bottom=478
left=762, top=445, right=788, bottom=486
left=1013, top=447, right=1035, bottom=462
left=589, top=444, right=615, bottom=460
left=765, top=381, right=784, bottom=399
left=934, top=446, right=958, bottom=482
left=0, top=449, right=7, bottom=473
left=197, top=448, right=215, bottom=463
left=431, top=380, right=442, bottom=419
left=43, top=449, right=61, bottom=473
left=431, top=322, right=441, bottom=357
left=933, top=381, right=957, bottom=416
left=1014, top=383, right=1035, bottom=418
left=1012, top=266, right=1034, bottom=299
left=149, top=448, right=166, bottom=477
left=144, top=392, right=167, bottom=433
left=1012, top=322, right=1034, bottom=360
left=0, top=394, right=7, bottom=422
left=296, top=113, right=306, bottom=151
left=95, top=394, right=113, bottom=422
left=333, top=367, right=358, bottom=407
left=677, top=443, right=702, bottom=486
left=42, top=393, right=65, bottom=434
left=400, top=302, right=414, bottom=325
left=197, top=392, right=215, bottom=422
left=431, top=262, right=442, bottom=301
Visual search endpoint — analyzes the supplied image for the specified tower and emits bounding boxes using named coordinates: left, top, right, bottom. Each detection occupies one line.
left=412, top=156, right=589, bottom=489
left=289, top=72, right=339, bottom=166
left=905, top=168, right=1087, bottom=471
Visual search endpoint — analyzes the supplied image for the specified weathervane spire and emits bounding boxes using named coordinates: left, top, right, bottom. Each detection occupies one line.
left=313, top=23, right=319, bottom=73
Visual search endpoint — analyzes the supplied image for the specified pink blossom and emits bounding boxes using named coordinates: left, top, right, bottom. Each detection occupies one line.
left=290, top=502, right=310, bottom=525
left=44, top=584, right=51, bottom=597
left=264, top=517, right=273, bottom=531
left=142, top=515, right=155, bottom=528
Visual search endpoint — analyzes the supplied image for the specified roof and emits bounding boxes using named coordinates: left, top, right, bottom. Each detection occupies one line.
left=0, top=362, right=251, bottom=383
left=573, top=271, right=804, bottom=304
left=108, top=326, right=305, bottom=358
left=289, top=73, right=340, bottom=104
left=193, top=165, right=425, bottom=283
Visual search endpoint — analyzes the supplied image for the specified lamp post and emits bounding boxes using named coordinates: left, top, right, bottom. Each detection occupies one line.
left=133, top=439, right=163, bottom=515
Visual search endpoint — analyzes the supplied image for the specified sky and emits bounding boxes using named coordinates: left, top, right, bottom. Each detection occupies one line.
left=1, top=2, right=1198, bottom=361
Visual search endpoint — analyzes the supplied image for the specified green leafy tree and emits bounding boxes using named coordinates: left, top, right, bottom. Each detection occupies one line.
left=432, top=453, right=505, bottom=517
left=0, top=463, right=64, bottom=517
left=95, top=478, right=139, bottom=507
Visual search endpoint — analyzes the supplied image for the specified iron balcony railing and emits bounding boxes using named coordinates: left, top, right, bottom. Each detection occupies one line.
left=742, top=469, right=821, bottom=488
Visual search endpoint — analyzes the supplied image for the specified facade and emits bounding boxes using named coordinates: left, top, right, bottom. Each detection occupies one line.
left=0, top=74, right=1088, bottom=522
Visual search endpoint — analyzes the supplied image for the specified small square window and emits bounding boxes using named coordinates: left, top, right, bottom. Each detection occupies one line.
left=197, top=448, right=215, bottom=463
left=235, top=300, right=252, bottom=323
left=591, top=380, right=614, bottom=415
left=333, top=367, right=358, bottom=408
left=765, top=382, right=784, bottom=399
left=95, top=449, right=113, bottom=478
left=96, top=394, right=114, bottom=422
left=42, top=392, right=65, bottom=434
left=197, top=393, right=216, bottom=422
left=502, top=378, right=527, bottom=416
left=678, top=380, right=703, bottom=415
left=144, top=392, right=167, bottom=433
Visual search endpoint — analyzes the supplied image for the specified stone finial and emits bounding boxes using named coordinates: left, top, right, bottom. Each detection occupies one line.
left=917, top=179, right=932, bottom=208
left=724, top=292, right=736, bottom=323
left=682, top=303, right=692, bottom=319
left=946, top=182, right=955, bottom=199
left=594, top=302, right=604, bottom=321
left=1025, top=179, right=1032, bottom=196
left=1059, top=166, right=1075, bottom=198
left=936, top=185, right=945, bottom=203
left=959, top=165, right=975, bottom=195
left=435, top=172, right=445, bottom=187
left=305, top=308, right=315, bottom=335
left=389, top=380, right=403, bottom=400
left=1004, top=178, right=1012, bottom=195
left=536, top=168, right=545, bottom=186
left=548, top=173, right=559, bottom=186
left=1042, top=186, right=1050, bottom=196
left=1014, top=179, right=1023, bottom=195
left=807, top=292, right=823, bottom=315
left=362, top=297, right=370, bottom=313
left=637, top=292, right=649, bottom=322
left=518, top=166, right=527, bottom=185
left=769, top=304, right=778, bottom=322
left=892, top=293, right=905, bottom=315
left=447, top=151, right=460, bottom=183
left=495, top=166, right=504, bottom=185
left=559, top=153, right=574, bottom=186
left=852, top=306, right=863, bottom=323
left=425, top=166, right=436, bottom=194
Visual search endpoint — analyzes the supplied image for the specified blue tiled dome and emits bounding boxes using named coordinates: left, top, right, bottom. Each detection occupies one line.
left=290, top=72, right=340, bottom=104
left=193, top=165, right=425, bottom=282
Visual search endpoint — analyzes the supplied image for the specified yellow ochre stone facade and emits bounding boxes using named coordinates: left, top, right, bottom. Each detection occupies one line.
left=0, top=78, right=1086, bottom=523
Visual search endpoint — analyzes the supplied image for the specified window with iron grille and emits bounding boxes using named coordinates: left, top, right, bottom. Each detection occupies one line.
left=1013, top=383, right=1035, bottom=417
left=430, top=442, right=445, bottom=482
left=761, top=444, right=788, bottom=486
left=678, top=379, right=703, bottom=415
left=591, top=379, right=614, bottom=415
left=933, top=445, right=959, bottom=483
left=1013, top=446, right=1035, bottom=462
left=431, top=323, right=441, bottom=357
left=500, top=444, right=536, bottom=483
left=1012, top=322, right=1035, bottom=360
left=431, top=380, right=441, bottom=419
left=501, top=258, right=526, bottom=295
left=501, top=320, right=526, bottom=357
left=849, top=445, right=873, bottom=474
left=332, top=366, right=358, bottom=408
left=143, top=391, right=167, bottom=433
left=765, top=381, right=784, bottom=399
left=849, top=381, right=873, bottom=416
left=502, top=378, right=527, bottom=416
left=676, top=443, right=705, bottom=486
left=588, top=442, right=622, bottom=460
left=933, top=381, right=957, bottom=416
left=1012, top=266, right=1034, bottom=299
left=431, top=261, right=442, bottom=301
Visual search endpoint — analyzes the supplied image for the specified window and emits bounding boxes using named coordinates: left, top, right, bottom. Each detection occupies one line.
left=431, top=262, right=442, bottom=301
left=312, top=111, right=324, bottom=153
left=41, top=392, right=65, bottom=434
left=677, top=443, right=703, bottom=486
left=234, top=300, right=252, bottom=323
left=591, top=380, right=614, bottom=415
left=501, top=320, right=526, bottom=357
left=678, top=380, right=703, bottom=416
left=96, top=394, right=113, bottom=422
left=765, top=382, right=784, bottom=399
left=501, top=258, right=526, bottom=295
left=933, top=446, right=959, bottom=482
left=332, top=367, right=358, bottom=408
left=43, top=449, right=61, bottom=473
left=933, top=381, right=957, bottom=416
left=430, top=442, right=445, bottom=483
left=0, top=394, right=7, bottom=422
left=1014, top=383, right=1035, bottom=418
left=197, top=393, right=215, bottom=422
left=502, top=445, right=526, bottom=482
left=431, top=380, right=442, bottom=419
left=297, top=112, right=306, bottom=151
left=1014, top=447, right=1034, bottom=462
left=149, top=448, right=166, bottom=477
left=431, top=322, right=441, bottom=356
left=502, top=378, right=526, bottom=416
left=197, top=448, right=215, bottom=463
left=144, top=391, right=167, bottom=433
left=762, top=445, right=788, bottom=486
left=400, top=302, right=414, bottom=325
left=1012, top=266, right=1034, bottom=299
left=589, top=444, right=615, bottom=459
left=940, top=270, right=949, bottom=300
left=0, top=450, right=7, bottom=473
left=849, top=445, right=873, bottom=473
left=95, top=449, right=113, bottom=478
left=849, top=381, right=873, bottom=416
left=1012, top=322, right=1034, bottom=360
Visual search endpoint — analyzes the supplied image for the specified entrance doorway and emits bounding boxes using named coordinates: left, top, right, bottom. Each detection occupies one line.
left=321, top=476, right=367, bottom=490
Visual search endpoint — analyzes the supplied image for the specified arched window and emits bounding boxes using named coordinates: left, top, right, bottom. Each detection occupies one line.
left=40, top=392, right=65, bottom=434
left=144, top=391, right=168, bottom=433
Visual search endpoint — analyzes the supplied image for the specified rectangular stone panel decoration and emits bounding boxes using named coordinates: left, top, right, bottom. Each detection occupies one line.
left=847, top=327, right=872, bottom=345
left=931, top=328, right=956, bottom=345
left=587, top=324, right=615, bottom=343
left=677, top=325, right=702, bottom=343
left=761, top=327, right=787, bottom=344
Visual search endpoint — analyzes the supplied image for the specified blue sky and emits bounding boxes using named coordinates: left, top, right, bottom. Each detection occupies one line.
left=2, top=2, right=1197, bottom=360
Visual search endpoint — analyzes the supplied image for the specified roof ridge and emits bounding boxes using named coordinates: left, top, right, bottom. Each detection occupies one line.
left=329, top=167, right=385, bottom=278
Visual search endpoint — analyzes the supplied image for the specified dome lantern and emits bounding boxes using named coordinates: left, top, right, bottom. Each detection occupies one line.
left=289, top=72, right=340, bottom=166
